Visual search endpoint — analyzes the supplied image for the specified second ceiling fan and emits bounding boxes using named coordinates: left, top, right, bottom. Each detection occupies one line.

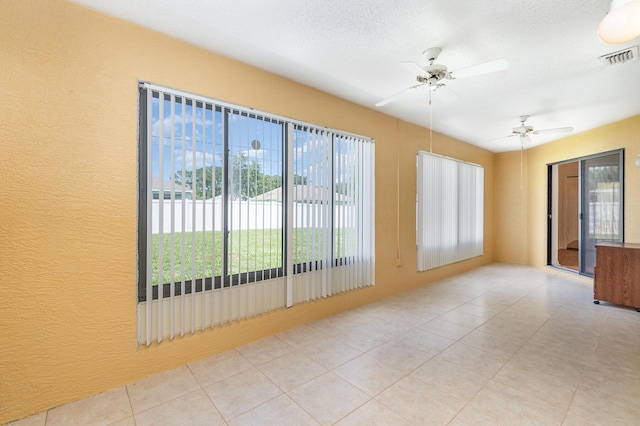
left=498, top=115, right=574, bottom=146
left=375, top=47, right=508, bottom=107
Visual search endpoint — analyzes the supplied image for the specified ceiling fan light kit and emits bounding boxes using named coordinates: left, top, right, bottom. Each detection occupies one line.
left=598, top=0, right=640, bottom=44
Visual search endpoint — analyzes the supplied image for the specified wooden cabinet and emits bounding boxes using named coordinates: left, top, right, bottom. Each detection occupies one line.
left=594, top=242, right=640, bottom=311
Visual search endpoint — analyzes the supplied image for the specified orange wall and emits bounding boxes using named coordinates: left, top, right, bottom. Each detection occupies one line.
left=0, top=1, right=495, bottom=422
left=495, top=115, right=640, bottom=266
left=494, top=150, right=529, bottom=264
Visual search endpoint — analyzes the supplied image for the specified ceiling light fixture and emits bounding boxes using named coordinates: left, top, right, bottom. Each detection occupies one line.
left=598, top=0, right=640, bottom=44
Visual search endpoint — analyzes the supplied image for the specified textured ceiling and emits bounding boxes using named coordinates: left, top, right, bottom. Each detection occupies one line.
left=72, top=0, right=640, bottom=152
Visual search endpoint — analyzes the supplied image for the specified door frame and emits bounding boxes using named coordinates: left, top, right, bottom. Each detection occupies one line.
left=547, top=149, right=625, bottom=277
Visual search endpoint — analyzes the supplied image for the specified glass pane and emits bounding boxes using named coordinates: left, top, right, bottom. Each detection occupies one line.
left=581, top=152, right=623, bottom=275
left=334, top=136, right=358, bottom=262
left=226, top=111, right=284, bottom=282
left=150, top=93, right=223, bottom=287
left=292, top=127, right=331, bottom=271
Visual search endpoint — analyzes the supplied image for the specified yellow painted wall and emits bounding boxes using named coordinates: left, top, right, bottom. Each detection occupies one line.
left=494, top=150, right=529, bottom=264
left=0, top=1, right=495, bottom=422
left=495, top=115, right=640, bottom=267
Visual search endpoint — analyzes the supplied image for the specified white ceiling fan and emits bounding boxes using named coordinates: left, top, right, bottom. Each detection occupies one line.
left=499, top=115, right=574, bottom=146
left=496, top=115, right=574, bottom=189
left=375, top=47, right=508, bottom=107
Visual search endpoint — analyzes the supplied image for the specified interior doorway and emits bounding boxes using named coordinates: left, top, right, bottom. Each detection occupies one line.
left=548, top=150, right=624, bottom=277
left=557, top=162, right=579, bottom=271
left=548, top=161, right=580, bottom=272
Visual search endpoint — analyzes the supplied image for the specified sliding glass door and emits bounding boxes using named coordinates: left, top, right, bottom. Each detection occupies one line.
left=580, top=152, right=624, bottom=275
left=548, top=149, right=623, bottom=277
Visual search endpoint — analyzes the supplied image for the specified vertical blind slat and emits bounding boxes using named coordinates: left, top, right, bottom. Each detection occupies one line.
left=169, top=95, right=176, bottom=340
left=286, top=123, right=294, bottom=307
left=209, top=103, right=215, bottom=328
left=219, top=108, right=226, bottom=326
left=180, top=97, right=187, bottom=337
left=200, top=101, right=206, bottom=330
left=157, top=95, right=165, bottom=344
left=190, top=98, right=197, bottom=333
left=145, top=89, right=153, bottom=346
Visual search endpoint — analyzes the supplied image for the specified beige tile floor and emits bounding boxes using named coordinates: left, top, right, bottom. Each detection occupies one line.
left=9, top=264, right=640, bottom=425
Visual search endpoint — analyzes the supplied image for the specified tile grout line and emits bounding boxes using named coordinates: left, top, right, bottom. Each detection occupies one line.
left=444, top=275, right=561, bottom=424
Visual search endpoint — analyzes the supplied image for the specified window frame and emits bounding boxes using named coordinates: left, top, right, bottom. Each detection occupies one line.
left=138, top=83, right=373, bottom=303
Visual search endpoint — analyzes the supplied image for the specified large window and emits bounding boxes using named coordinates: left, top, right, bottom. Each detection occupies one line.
left=416, top=151, right=483, bottom=271
left=138, top=83, right=374, bottom=345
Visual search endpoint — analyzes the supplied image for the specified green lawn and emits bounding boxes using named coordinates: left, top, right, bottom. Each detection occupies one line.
left=151, top=228, right=354, bottom=285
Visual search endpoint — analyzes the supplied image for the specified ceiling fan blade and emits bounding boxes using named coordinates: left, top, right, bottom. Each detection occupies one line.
left=450, top=58, right=508, bottom=79
left=485, top=134, right=516, bottom=143
left=433, top=84, right=459, bottom=105
left=532, top=127, right=574, bottom=134
left=375, top=83, right=424, bottom=107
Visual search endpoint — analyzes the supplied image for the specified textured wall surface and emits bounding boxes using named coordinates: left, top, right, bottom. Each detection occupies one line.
left=0, top=1, right=495, bottom=422
left=493, top=150, right=529, bottom=264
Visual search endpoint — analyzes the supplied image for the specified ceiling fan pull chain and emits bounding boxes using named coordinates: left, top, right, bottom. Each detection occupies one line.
left=429, top=90, right=433, bottom=153
left=520, top=138, right=524, bottom=190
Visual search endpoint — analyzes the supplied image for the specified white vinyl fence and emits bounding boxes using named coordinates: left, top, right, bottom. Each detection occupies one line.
left=151, top=199, right=356, bottom=234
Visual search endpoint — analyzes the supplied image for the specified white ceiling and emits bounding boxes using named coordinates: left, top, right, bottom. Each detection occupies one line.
left=72, top=0, right=640, bottom=152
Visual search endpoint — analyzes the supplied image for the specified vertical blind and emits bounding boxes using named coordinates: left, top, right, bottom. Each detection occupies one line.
left=288, top=127, right=375, bottom=305
left=138, top=83, right=375, bottom=346
left=416, top=151, right=483, bottom=271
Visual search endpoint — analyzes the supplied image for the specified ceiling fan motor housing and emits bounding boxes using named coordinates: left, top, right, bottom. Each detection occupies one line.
left=513, top=125, right=534, bottom=135
left=416, top=75, right=445, bottom=89
left=425, top=63, right=448, bottom=80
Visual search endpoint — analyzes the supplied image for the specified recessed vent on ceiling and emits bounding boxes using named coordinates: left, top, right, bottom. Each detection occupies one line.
left=600, top=46, right=639, bottom=66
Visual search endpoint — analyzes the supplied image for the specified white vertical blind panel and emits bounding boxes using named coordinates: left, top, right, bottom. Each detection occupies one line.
left=443, top=159, right=458, bottom=267
left=344, top=136, right=356, bottom=293
left=352, top=138, right=359, bottom=290
left=321, top=131, right=332, bottom=298
left=310, top=129, right=318, bottom=300
left=145, top=89, right=154, bottom=346
left=218, top=106, right=226, bottom=326
left=366, top=142, right=375, bottom=285
left=228, top=109, right=236, bottom=320
left=286, top=123, right=294, bottom=307
left=417, top=151, right=483, bottom=271
left=472, top=167, right=484, bottom=256
left=303, top=129, right=311, bottom=301
left=169, top=95, right=176, bottom=340
left=209, top=103, right=216, bottom=327
left=336, top=136, right=345, bottom=294
left=157, top=95, right=165, bottom=343
left=180, top=98, right=187, bottom=337
left=357, top=142, right=364, bottom=288
left=199, top=100, right=207, bottom=330
left=290, top=131, right=374, bottom=304
left=190, top=99, right=197, bottom=332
